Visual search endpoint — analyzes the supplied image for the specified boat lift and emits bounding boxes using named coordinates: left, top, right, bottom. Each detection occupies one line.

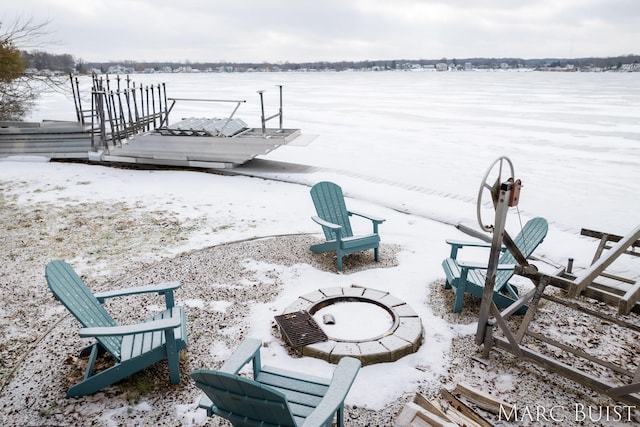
left=475, top=156, right=640, bottom=406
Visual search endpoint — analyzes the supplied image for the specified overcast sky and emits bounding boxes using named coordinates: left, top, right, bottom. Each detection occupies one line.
left=4, top=0, right=639, bottom=63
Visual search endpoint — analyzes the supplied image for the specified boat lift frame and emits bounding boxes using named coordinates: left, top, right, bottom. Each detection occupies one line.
left=475, top=157, right=640, bottom=407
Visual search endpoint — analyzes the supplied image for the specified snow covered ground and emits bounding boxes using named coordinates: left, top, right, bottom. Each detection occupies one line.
left=1, top=71, right=638, bottom=425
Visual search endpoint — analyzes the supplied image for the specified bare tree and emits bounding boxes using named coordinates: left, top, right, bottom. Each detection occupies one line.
left=0, top=16, right=67, bottom=121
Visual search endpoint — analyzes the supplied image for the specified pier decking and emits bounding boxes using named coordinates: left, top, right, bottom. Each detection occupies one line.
left=0, top=75, right=303, bottom=169
left=101, top=126, right=301, bottom=168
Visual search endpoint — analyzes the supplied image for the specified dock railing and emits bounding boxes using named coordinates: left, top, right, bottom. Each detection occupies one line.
left=70, top=74, right=288, bottom=151
left=71, top=73, right=170, bottom=151
left=163, top=97, right=246, bottom=135
left=257, top=85, right=283, bottom=137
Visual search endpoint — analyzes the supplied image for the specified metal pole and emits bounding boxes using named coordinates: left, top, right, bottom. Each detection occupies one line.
left=145, top=86, right=150, bottom=131
left=218, top=101, right=245, bottom=136
left=157, top=85, right=163, bottom=128
left=109, top=91, right=120, bottom=146
left=258, top=90, right=266, bottom=137
left=74, top=76, right=84, bottom=125
left=151, top=85, right=157, bottom=128
left=96, top=90, right=107, bottom=150
left=70, top=74, right=81, bottom=123
left=90, top=88, right=95, bottom=148
left=475, top=180, right=513, bottom=346
left=103, top=90, right=116, bottom=148
left=162, top=83, right=168, bottom=125
left=124, top=89, right=134, bottom=137
left=277, top=85, right=283, bottom=129
left=116, top=90, right=128, bottom=142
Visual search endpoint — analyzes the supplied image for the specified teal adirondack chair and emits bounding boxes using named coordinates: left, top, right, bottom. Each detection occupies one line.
left=45, top=260, right=188, bottom=397
left=310, top=181, right=385, bottom=271
left=192, top=338, right=361, bottom=427
left=441, top=217, right=548, bottom=313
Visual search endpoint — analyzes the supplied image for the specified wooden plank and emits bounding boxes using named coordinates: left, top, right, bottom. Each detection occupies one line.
left=581, top=228, right=640, bottom=249
left=591, top=234, right=610, bottom=264
left=607, top=382, right=640, bottom=397
left=440, top=388, right=492, bottom=427
left=452, top=383, right=514, bottom=416
left=413, top=393, right=450, bottom=420
left=571, top=225, right=640, bottom=297
left=599, top=272, right=637, bottom=285
left=619, top=280, right=640, bottom=315
left=541, top=293, right=640, bottom=332
left=493, top=337, right=640, bottom=406
left=431, top=398, right=484, bottom=427
left=554, top=270, right=640, bottom=313
left=394, top=402, right=457, bottom=427
left=525, top=330, right=633, bottom=377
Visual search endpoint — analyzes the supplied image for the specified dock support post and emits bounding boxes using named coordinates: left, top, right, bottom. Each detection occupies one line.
left=278, top=85, right=283, bottom=130
left=258, top=90, right=266, bottom=137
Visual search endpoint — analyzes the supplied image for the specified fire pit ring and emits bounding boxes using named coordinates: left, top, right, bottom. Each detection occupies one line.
left=279, top=285, right=423, bottom=366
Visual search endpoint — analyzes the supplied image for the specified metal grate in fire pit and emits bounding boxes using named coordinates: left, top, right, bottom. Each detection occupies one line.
left=274, top=310, right=328, bottom=348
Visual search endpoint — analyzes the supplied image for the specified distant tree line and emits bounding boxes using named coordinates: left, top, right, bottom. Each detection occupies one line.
left=22, top=50, right=75, bottom=73
left=19, top=52, right=638, bottom=75
left=74, top=55, right=640, bottom=73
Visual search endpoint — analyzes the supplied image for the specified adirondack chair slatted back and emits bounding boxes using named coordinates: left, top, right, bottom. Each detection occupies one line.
left=45, top=260, right=122, bottom=360
left=192, top=370, right=297, bottom=427
left=310, top=181, right=353, bottom=241
left=494, top=217, right=549, bottom=287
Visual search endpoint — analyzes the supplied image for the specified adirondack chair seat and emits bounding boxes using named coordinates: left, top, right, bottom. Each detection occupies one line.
left=192, top=338, right=361, bottom=427
left=442, top=257, right=523, bottom=312
left=116, top=307, right=186, bottom=362
left=310, top=181, right=385, bottom=271
left=310, top=230, right=380, bottom=251
left=45, top=260, right=188, bottom=397
left=441, top=217, right=548, bottom=313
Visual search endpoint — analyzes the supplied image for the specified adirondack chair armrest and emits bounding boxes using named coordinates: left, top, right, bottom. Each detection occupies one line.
left=445, top=239, right=505, bottom=259
left=457, top=260, right=516, bottom=271
left=348, top=210, right=385, bottom=224
left=94, top=281, right=181, bottom=307
left=445, top=239, right=492, bottom=249
left=311, top=216, right=342, bottom=231
left=300, top=357, right=361, bottom=427
left=219, top=338, right=263, bottom=376
left=78, top=316, right=182, bottom=337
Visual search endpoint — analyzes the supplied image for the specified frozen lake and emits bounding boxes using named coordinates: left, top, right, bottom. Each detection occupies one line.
left=28, top=71, right=640, bottom=235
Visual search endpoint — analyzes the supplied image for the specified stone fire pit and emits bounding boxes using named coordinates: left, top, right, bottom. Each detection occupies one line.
left=280, top=285, right=423, bottom=366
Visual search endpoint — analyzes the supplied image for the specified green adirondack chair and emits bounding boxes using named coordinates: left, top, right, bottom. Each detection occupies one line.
left=441, top=217, right=548, bottom=313
left=310, top=181, right=385, bottom=271
left=45, top=260, right=188, bottom=397
left=192, top=338, right=361, bottom=427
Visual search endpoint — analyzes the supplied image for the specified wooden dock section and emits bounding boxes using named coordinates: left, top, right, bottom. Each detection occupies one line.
left=0, top=74, right=304, bottom=169
left=101, top=126, right=301, bottom=168
left=0, top=121, right=94, bottom=159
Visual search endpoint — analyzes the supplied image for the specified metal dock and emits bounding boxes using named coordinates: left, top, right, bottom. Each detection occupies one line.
left=0, top=74, right=303, bottom=169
